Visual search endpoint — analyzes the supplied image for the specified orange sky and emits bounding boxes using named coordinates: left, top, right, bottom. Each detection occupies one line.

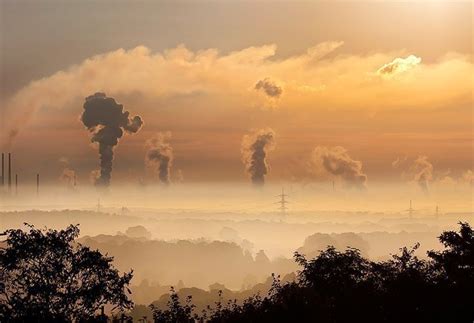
left=0, top=1, right=472, bottom=188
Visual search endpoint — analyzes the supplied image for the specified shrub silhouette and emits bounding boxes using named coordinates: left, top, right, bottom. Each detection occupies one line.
left=150, top=287, right=196, bottom=323
left=0, top=224, right=133, bottom=322
left=150, top=222, right=473, bottom=323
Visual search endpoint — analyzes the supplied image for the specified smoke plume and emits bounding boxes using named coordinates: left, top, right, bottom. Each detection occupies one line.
left=241, top=128, right=276, bottom=185
left=145, top=132, right=173, bottom=185
left=462, top=170, right=474, bottom=186
left=392, top=155, right=434, bottom=192
left=58, top=157, right=76, bottom=187
left=310, top=146, right=367, bottom=189
left=81, top=92, right=143, bottom=186
left=411, top=155, right=433, bottom=193
left=255, top=78, right=282, bottom=98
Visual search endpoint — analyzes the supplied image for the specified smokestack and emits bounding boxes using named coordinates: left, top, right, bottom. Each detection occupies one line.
left=8, top=153, right=11, bottom=191
left=1, top=153, right=4, bottom=187
left=36, top=173, right=39, bottom=196
left=15, top=174, right=18, bottom=195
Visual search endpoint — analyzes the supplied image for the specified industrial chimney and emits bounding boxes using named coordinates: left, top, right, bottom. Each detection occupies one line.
left=1, top=153, right=4, bottom=187
left=36, top=173, right=40, bottom=196
left=8, top=153, right=11, bottom=191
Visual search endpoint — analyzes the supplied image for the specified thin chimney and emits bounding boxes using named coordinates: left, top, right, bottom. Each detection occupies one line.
left=15, top=174, right=18, bottom=195
left=8, top=153, right=11, bottom=191
left=1, top=153, right=4, bottom=187
left=36, top=173, right=40, bottom=196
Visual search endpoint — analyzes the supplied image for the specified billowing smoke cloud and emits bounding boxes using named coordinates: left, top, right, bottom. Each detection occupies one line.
left=81, top=92, right=143, bottom=186
left=58, top=157, right=77, bottom=187
left=377, top=55, right=421, bottom=76
left=241, top=128, right=276, bottom=185
left=309, top=146, right=367, bottom=189
left=145, top=132, right=173, bottom=185
left=392, top=155, right=433, bottom=192
left=462, top=170, right=474, bottom=185
left=391, top=155, right=408, bottom=168
left=255, top=78, right=283, bottom=98
left=60, top=168, right=76, bottom=186
left=2, top=43, right=471, bottom=151
left=393, top=156, right=473, bottom=190
left=411, top=156, right=433, bottom=193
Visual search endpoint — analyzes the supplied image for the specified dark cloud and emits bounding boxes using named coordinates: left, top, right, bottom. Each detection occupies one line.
left=145, top=132, right=173, bottom=185
left=255, top=78, right=282, bottom=98
left=81, top=92, right=143, bottom=187
left=310, top=146, right=367, bottom=189
left=241, top=128, right=276, bottom=186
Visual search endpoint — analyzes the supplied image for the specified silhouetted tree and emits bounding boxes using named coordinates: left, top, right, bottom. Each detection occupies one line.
left=0, top=224, right=133, bottom=322
left=428, top=222, right=473, bottom=284
left=151, top=222, right=473, bottom=323
left=150, top=287, right=196, bottom=323
left=427, top=222, right=474, bottom=322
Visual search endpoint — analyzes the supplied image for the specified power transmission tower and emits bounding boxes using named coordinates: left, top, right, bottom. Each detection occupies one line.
left=276, top=188, right=289, bottom=218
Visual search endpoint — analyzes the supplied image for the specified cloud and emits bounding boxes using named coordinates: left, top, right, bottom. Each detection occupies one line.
left=377, top=55, right=421, bottom=76
left=241, top=128, right=276, bottom=186
left=1, top=43, right=471, bottom=151
left=430, top=169, right=474, bottom=190
left=309, top=146, right=367, bottom=189
left=145, top=132, right=173, bottom=185
left=255, top=78, right=283, bottom=98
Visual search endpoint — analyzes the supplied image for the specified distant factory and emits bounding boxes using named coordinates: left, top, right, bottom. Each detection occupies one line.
left=1, top=152, right=40, bottom=195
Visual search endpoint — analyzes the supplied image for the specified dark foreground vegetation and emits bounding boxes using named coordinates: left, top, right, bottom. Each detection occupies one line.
left=1, top=223, right=473, bottom=322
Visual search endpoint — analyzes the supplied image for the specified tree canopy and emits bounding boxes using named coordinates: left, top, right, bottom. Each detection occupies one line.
left=151, top=222, right=474, bottom=323
left=0, top=224, right=133, bottom=322
left=1, top=222, right=472, bottom=322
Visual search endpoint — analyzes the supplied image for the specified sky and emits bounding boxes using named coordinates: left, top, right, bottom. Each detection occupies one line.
left=0, top=0, right=472, bottom=190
